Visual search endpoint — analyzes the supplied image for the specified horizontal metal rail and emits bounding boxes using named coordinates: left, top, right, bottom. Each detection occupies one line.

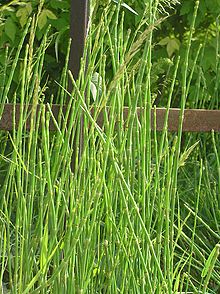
left=0, top=104, right=219, bottom=132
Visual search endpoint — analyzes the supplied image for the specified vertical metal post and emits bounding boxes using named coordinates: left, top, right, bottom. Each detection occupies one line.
left=69, top=0, right=89, bottom=80
left=69, top=0, right=89, bottom=170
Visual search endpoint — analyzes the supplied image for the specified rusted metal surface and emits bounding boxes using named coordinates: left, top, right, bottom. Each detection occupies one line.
left=69, top=0, right=89, bottom=80
left=149, top=108, right=220, bottom=132
left=0, top=104, right=220, bottom=132
left=95, top=107, right=220, bottom=132
left=0, top=104, right=62, bottom=131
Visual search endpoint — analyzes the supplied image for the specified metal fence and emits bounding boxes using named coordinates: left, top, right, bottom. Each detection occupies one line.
left=0, top=0, right=219, bottom=133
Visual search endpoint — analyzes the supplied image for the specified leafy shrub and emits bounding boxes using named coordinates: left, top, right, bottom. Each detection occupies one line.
left=154, top=0, right=220, bottom=108
left=0, top=0, right=70, bottom=96
left=1, top=0, right=220, bottom=108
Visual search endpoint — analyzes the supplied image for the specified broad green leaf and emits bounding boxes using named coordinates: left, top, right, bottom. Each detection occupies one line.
left=45, top=9, right=57, bottom=20
left=38, top=9, right=48, bottom=30
left=158, top=36, right=170, bottom=46
left=205, top=0, right=220, bottom=14
left=198, top=0, right=207, bottom=15
left=19, top=15, right=28, bottom=28
left=180, top=0, right=193, bottom=16
left=16, top=5, right=32, bottom=28
left=16, top=8, right=25, bottom=18
left=4, top=18, right=16, bottom=42
left=26, top=3, right=32, bottom=15
left=51, top=0, right=70, bottom=10
left=166, top=38, right=180, bottom=57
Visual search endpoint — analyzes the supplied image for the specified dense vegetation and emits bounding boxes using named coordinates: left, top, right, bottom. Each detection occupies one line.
left=0, top=0, right=219, bottom=293
left=1, top=0, right=220, bottom=107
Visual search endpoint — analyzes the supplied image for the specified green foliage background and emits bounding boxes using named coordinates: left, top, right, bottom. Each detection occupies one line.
left=0, top=0, right=220, bottom=108
left=0, top=0, right=70, bottom=94
left=0, top=1, right=220, bottom=292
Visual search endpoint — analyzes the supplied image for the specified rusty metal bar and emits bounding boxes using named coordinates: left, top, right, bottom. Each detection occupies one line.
left=69, top=0, right=89, bottom=80
left=151, top=108, right=220, bottom=132
left=0, top=104, right=219, bottom=132
left=96, top=107, right=220, bottom=132
left=0, top=104, right=62, bottom=131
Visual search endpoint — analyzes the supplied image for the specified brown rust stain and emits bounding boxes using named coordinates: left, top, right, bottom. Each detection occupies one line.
left=0, top=104, right=220, bottom=132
